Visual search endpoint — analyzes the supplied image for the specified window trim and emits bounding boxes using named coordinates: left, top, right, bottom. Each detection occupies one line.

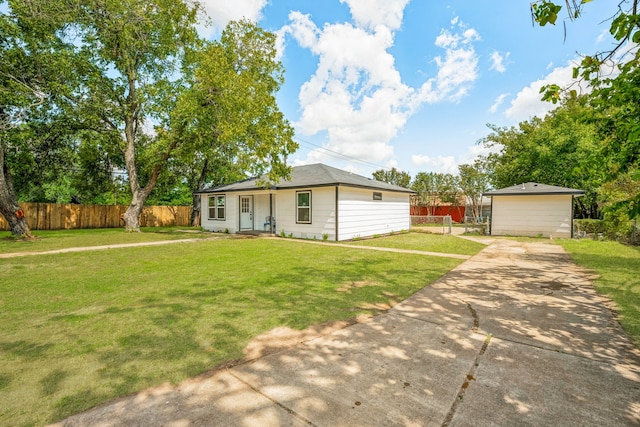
left=296, top=190, right=312, bottom=224
left=208, top=194, right=226, bottom=221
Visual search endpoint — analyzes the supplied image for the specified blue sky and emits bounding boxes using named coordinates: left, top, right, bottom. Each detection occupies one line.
left=188, top=1, right=622, bottom=178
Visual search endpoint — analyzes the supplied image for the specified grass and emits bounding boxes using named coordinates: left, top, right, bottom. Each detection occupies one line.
left=344, top=231, right=487, bottom=256
left=0, top=227, right=213, bottom=254
left=0, top=235, right=467, bottom=427
left=560, top=239, right=640, bottom=347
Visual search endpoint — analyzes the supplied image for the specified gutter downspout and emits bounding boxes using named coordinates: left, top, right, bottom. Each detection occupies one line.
left=571, top=195, right=575, bottom=238
left=335, top=185, right=339, bottom=241
left=488, top=196, right=493, bottom=236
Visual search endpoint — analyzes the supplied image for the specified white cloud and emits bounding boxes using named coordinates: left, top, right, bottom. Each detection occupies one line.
left=198, top=0, right=267, bottom=34
left=411, top=142, right=501, bottom=176
left=504, top=62, right=579, bottom=122
left=490, top=51, right=508, bottom=73
left=489, top=93, right=509, bottom=114
left=411, top=154, right=458, bottom=174
left=417, top=19, right=480, bottom=104
left=281, top=11, right=481, bottom=167
left=595, top=28, right=609, bottom=44
left=340, top=0, right=410, bottom=31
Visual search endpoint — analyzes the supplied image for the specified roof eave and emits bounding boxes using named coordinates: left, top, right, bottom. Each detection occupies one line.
left=483, top=191, right=586, bottom=197
left=196, top=182, right=415, bottom=194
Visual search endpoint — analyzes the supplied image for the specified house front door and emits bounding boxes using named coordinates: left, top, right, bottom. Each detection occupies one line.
left=240, top=196, right=253, bottom=230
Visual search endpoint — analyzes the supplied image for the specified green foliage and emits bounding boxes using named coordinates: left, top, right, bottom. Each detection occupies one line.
left=2, top=4, right=297, bottom=229
left=411, top=171, right=460, bottom=213
left=372, top=167, right=411, bottom=188
left=167, top=20, right=296, bottom=214
left=574, top=218, right=606, bottom=236
left=0, top=1, right=84, bottom=235
left=482, top=97, right=602, bottom=218
left=531, top=1, right=563, bottom=26
left=587, top=65, right=640, bottom=218
left=458, top=158, right=492, bottom=221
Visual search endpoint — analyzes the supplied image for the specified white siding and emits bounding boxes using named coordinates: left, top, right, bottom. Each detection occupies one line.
left=200, top=186, right=411, bottom=241
left=200, top=193, right=239, bottom=233
left=491, top=195, right=573, bottom=238
left=200, top=192, right=275, bottom=233
left=274, top=187, right=336, bottom=240
left=338, top=187, right=410, bottom=241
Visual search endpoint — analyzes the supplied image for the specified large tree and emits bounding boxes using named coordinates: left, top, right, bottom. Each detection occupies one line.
left=168, top=20, right=296, bottom=226
left=372, top=167, right=411, bottom=188
left=531, top=0, right=640, bottom=217
left=13, top=0, right=202, bottom=231
left=458, top=157, right=492, bottom=222
left=0, top=1, right=77, bottom=237
left=482, top=97, right=602, bottom=218
left=80, top=0, right=199, bottom=231
left=410, top=172, right=458, bottom=215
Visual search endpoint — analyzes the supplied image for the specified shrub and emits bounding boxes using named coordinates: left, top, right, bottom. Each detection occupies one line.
left=575, top=214, right=638, bottom=244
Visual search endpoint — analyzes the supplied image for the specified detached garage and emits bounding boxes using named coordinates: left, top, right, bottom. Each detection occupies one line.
left=484, top=182, right=585, bottom=238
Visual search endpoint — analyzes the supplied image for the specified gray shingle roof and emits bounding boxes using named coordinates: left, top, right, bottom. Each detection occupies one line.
left=483, top=182, right=585, bottom=196
left=198, top=163, right=415, bottom=194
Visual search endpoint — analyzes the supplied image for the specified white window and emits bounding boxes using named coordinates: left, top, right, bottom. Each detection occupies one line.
left=296, top=191, right=311, bottom=224
left=208, top=195, right=225, bottom=220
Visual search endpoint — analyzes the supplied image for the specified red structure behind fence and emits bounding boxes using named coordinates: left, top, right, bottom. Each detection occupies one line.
left=410, top=205, right=466, bottom=223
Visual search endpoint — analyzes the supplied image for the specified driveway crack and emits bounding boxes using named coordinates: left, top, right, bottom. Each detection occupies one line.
left=441, top=314, right=491, bottom=427
left=227, top=369, right=318, bottom=426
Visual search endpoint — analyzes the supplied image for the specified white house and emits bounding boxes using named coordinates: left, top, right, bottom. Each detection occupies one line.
left=483, top=182, right=585, bottom=238
left=197, top=163, right=415, bottom=241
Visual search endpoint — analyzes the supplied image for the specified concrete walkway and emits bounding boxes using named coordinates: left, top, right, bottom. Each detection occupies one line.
left=50, top=239, right=640, bottom=426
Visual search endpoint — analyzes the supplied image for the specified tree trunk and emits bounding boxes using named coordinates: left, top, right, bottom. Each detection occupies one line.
left=0, top=143, right=34, bottom=239
left=190, top=193, right=201, bottom=227
left=123, top=189, right=146, bottom=232
left=190, top=159, right=209, bottom=227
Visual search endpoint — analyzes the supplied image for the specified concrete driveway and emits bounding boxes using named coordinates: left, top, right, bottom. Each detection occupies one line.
left=51, top=239, right=640, bottom=426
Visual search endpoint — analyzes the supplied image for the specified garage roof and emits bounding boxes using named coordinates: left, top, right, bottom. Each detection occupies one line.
left=483, top=182, right=585, bottom=197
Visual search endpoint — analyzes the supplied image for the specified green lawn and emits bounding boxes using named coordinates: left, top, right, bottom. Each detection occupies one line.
left=345, top=231, right=486, bottom=255
left=0, top=235, right=466, bottom=427
left=0, top=227, right=213, bottom=254
left=560, top=239, right=640, bottom=347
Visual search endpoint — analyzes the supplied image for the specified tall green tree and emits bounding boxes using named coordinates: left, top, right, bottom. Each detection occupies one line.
left=0, top=0, right=79, bottom=237
left=458, top=157, right=492, bottom=221
left=482, top=97, right=602, bottom=218
left=372, top=167, right=411, bottom=188
left=14, top=0, right=202, bottom=231
left=410, top=172, right=458, bottom=215
left=587, top=64, right=640, bottom=217
left=168, top=20, right=296, bottom=225
left=531, top=1, right=639, bottom=218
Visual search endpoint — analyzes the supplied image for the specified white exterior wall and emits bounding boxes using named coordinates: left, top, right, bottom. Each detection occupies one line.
left=338, top=187, right=410, bottom=241
left=200, top=186, right=411, bottom=241
left=201, top=193, right=237, bottom=233
left=491, top=195, right=573, bottom=238
left=275, top=187, right=337, bottom=240
left=200, top=192, right=275, bottom=233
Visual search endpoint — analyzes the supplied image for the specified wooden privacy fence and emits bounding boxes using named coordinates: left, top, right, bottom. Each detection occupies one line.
left=0, top=203, right=192, bottom=231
